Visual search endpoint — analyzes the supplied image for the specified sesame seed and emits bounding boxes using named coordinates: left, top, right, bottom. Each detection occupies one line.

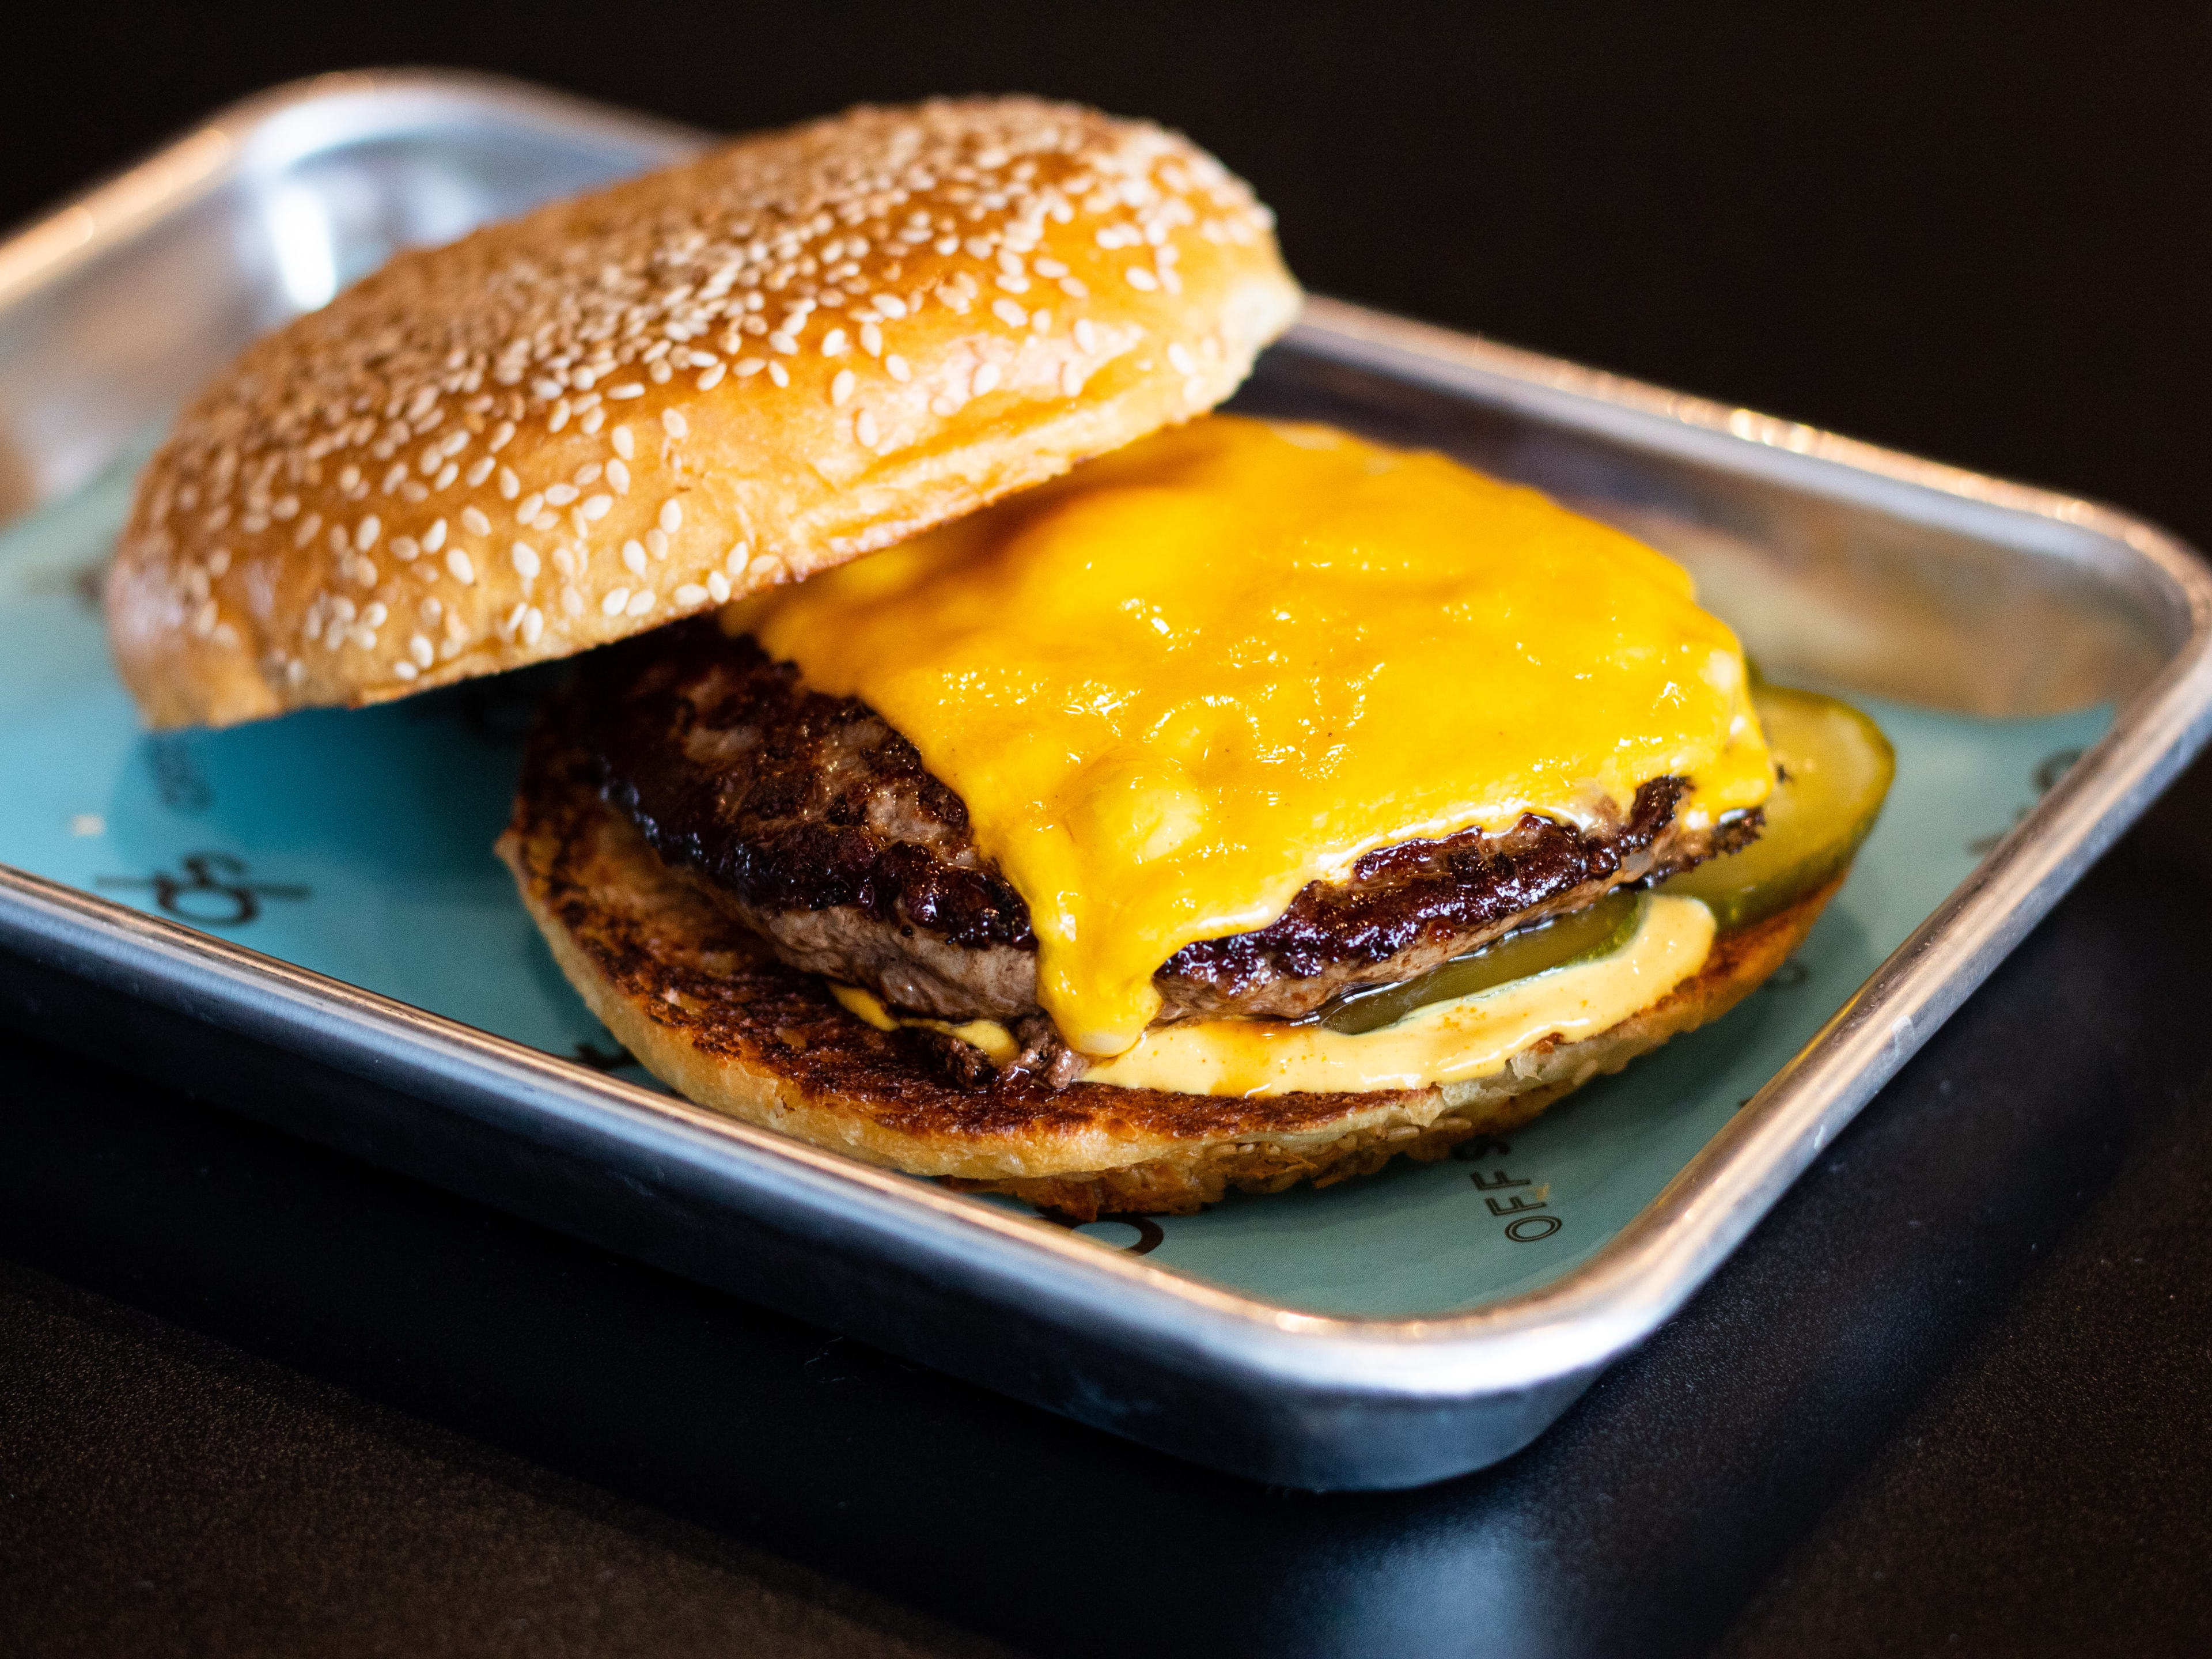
left=1168, top=342, right=1196, bottom=374
left=876, top=295, right=908, bottom=319
left=658, top=499, right=683, bottom=533
left=831, top=369, right=857, bottom=406
left=461, top=506, right=491, bottom=537
left=821, top=329, right=849, bottom=356
left=1060, top=363, right=1084, bottom=396
left=1073, top=318, right=1099, bottom=352
left=392, top=660, right=419, bottom=681
left=464, top=457, right=494, bottom=486
left=541, top=485, right=575, bottom=507
left=646, top=528, right=669, bottom=559
left=488, top=422, right=515, bottom=452
left=736, top=359, right=766, bottom=378
left=626, top=590, right=656, bottom=617
left=768, top=332, right=797, bottom=355
left=706, top=570, right=732, bottom=603
left=611, top=425, right=634, bottom=460
left=603, top=588, right=631, bottom=616
left=623, top=541, right=647, bottom=575
left=1126, top=266, right=1159, bottom=291
left=885, top=354, right=911, bottom=382
left=675, top=583, right=710, bottom=607
left=579, top=406, right=606, bottom=434
left=497, top=467, right=521, bottom=499
left=446, top=548, right=475, bottom=584
left=662, top=409, right=689, bottom=440
left=582, top=494, right=612, bottom=521
left=533, top=511, right=559, bottom=532
left=696, top=362, right=725, bottom=390
left=423, top=518, right=448, bottom=552
left=607, top=459, right=631, bottom=494
left=992, top=298, right=1027, bottom=327
left=854, top=409, right=880, bottom=446
left=512, top=542, right=541, bottom=578
left=562, top=586, right=585, bottom=616
left=725, top=543, right=751, bottom=573
left=971, top=362, right=1001, bottom=396
left=1059, top=275, right=1089, bottom=298
left=362, top=601, right=387, bottom=627
left=520, top=605, right=544, bottom=646
left=410, top=634, right=435, bottom=667
left=767, top=362, right=789, bottom=388
left=859, top=322, right=884, bottom=357
left=608, top=383, right=645, bottom=400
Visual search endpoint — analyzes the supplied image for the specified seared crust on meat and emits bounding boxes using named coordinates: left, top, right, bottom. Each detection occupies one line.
left=579, top=619, right=1762, bottom=1028
left=1154, top=777, right=1758, bottom=1020
left=586, top=623, right=1036, bottom=1019
left=501, top=715, right=1842, bottom=1217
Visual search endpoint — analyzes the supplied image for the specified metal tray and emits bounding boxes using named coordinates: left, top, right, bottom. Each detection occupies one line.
left=3, top=71, right=2207, bottom=1491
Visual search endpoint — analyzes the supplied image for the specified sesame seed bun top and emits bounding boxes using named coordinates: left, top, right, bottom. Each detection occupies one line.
left=107, top=96, right=1302, bottom=728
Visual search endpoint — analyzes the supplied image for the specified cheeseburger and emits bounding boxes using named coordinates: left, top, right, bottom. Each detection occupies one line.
left=105, top=97, right=1892, bottom=1218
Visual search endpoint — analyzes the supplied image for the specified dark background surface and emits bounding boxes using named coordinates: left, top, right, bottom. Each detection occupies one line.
left=6, top=5, right=2212, bottom=1654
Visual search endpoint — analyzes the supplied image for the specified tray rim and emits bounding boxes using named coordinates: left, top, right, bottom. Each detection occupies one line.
left=4, top=68, right=2210, bottom=1406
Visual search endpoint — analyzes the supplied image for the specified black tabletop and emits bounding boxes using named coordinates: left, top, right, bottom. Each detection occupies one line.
left=6, top=7, right=2212, bottom=1655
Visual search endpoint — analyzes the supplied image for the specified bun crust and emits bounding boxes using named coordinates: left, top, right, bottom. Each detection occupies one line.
left=109, top=97, right=1301, bottom=728
left=497, top=724, right=1843, bottom=1218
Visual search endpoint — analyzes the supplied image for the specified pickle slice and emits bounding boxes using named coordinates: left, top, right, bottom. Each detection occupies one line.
left=1313, top=686, right=1888, bottom=1036
left=1321, top=890, right=1643, bottom=1035
left=1660, top=685, right=1894, bottom=933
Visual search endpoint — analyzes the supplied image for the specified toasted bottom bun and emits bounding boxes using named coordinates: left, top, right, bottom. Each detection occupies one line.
left=499, top=730, right=1842, bottom=1219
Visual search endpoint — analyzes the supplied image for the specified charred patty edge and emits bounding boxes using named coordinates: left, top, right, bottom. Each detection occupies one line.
left=577, top=620, right=1763, bottom=1032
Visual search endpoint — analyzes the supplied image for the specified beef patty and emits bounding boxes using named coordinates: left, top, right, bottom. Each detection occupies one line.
left=578, top=619, right=1759, bottom=1035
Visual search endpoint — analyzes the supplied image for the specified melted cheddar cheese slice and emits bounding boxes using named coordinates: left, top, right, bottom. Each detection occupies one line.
left=743, top=415, right=1769, bottom=1056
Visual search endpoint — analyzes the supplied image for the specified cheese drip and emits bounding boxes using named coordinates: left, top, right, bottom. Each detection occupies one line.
left=743, top=415, right=1770, bottom=1056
